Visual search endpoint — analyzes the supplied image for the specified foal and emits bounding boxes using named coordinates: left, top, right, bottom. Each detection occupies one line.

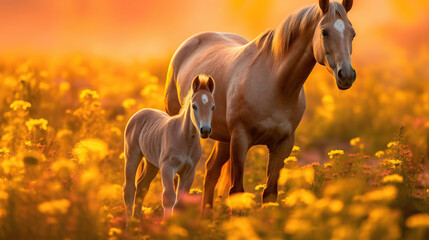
left=123, top=74, right=215, bottom=222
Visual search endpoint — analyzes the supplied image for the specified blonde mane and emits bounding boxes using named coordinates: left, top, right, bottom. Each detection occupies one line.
left=254, top=2, right=347, bottom=62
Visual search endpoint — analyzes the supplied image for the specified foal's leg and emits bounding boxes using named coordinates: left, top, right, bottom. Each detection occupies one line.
left=202, top=141, right=230, bottom=210
left=229, top=127, right=250, bottom=195
left=133, top=160, right=158, bottom=220
left=176, top=169, right=196, bottom=210
left=123, top=144, right=143, bottom=223
left=160, top=162, right=177, bottom=218
left=263, top=133, right=295, bottom=203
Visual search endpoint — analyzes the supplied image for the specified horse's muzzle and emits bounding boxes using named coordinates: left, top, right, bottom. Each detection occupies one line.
left=200, top=126, right=212, bottom=139
left=336, top=67, right=356, bottom=90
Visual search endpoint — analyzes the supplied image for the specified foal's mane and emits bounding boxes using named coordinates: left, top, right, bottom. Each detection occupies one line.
left=254, top=2, right=347, bottom=61
left=178, top=74, right=211, bottom=115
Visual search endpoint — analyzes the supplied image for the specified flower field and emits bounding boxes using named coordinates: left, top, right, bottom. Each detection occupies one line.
left=0, top=52, right=428, bottom=240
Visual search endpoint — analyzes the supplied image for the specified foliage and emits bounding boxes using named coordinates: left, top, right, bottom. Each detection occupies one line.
left=0, top=55, right=428, bottom=239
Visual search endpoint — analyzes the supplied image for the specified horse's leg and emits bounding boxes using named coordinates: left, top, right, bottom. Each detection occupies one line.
left=175, top=169, right=196, bottom=210
left=123, top=144, right=143, bottom=224
left=202, top=141, right=230, bottom=210
left=160, top=163, right=177, bottom=218
left=229, top=127, right=250, bottom=195
left=133, top=160, right=158, bottom=220
left=263, top=133, right=295, bottom=203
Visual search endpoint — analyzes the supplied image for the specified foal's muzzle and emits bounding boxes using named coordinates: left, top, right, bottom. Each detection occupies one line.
left=336, top=66, right=356, bottom=90
left=200, top=126, right=212, bottom=139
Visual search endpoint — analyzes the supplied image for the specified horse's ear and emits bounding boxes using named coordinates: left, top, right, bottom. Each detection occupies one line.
left=192, top=75, right=201, bottom=93
left=207, top=75, right=215, bottom=93
left=319, top=0, right=330, bottom=14
left=342, top=0, right=353, bottom=12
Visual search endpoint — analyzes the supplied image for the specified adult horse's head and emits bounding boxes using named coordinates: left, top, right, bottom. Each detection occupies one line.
left=190, top=74, right=215, bottom=139
left=313, top=0, right=356, bottom=90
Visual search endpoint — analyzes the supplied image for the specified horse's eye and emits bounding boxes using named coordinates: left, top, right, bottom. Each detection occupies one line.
left=321, top=30, right=329, bottom=39
left=352, top=32, right=356, bottom=39
left=192, top=104, right=197, bottom=110
left=211, top=105, right=215, bottom=111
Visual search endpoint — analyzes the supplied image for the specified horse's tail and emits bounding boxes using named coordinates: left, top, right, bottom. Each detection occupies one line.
left=164, top=63, right=181, bottom=116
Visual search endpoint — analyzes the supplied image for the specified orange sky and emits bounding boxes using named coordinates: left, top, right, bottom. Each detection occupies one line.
left=0, top=0, right=428, bottom=62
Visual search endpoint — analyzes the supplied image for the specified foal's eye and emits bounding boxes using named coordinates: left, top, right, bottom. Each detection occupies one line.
left=211, top=105, right=215, bottom=111
left=321, top=30, right=329, bottom=39
left=352, top=32, right=356, bottom=39
left=192, top=104, right=197, bottom=110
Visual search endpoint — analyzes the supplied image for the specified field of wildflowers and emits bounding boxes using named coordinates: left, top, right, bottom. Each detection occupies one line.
left=0, top=52, right=429, bottom=240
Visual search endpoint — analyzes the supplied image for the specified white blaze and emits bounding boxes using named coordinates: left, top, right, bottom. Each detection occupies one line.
left=334, top=19, right=345, bottom=38
left=202, top=94, right=208, bottom=104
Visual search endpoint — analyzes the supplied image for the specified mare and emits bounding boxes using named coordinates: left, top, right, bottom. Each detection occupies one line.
left=164, top=0, right=356, bottom=210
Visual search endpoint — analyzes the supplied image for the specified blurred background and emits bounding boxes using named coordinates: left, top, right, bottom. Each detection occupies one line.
left=0, top=0, right=428, bottom=61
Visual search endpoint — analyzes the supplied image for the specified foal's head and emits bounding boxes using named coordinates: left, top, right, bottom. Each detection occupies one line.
left=190, top=74, right=215, bottom=139
left=313, top=0, right=356, bottom=90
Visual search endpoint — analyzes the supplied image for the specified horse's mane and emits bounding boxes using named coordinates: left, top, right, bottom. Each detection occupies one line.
left=254, top=2, right=347, bottom=61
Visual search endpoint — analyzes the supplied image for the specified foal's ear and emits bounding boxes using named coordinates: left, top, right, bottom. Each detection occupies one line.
left=207, top=75, right=215, bottom=93
left=319, top=0, right=329, bottom=14
left=342, top=0, right=353, bottom=12
left=192, top=75, right=201, bottom=93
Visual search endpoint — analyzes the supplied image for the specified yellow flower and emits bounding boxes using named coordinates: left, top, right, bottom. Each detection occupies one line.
left=329, top=199, right=344, bottom=212
left=108, top=227, right=122, bottom=236
left=382, top=174, right=403, bottom=184
left=79, top=89, right=99, bottom=103
left=387, top=141, right=399, bottom=148
left=350, top=137, right=360, bottom=146
left=168, top=225, right=188, bottom=237
left=354, top=185, right=397, bottom=202
left=189, top=188, right=203, bottom=194
left=73, top=138, right=108, bottom=165
left=59, top=82, right=70, bottom=93
left=140, top=84, right=159, bottom=97
left=262, top=202, right=279, bottom=208
left=292, top=145, right=300, bottom=153
left=10, top=100, right=31, bottom=111
left=56, top=129, right=73, bottom=140
left=254, top=184, right=266, bottom=191
left=142, top=207, right=153, bottom=215
left=328, top=150, right=344, bottom=159
left=285, top=218, right=313, bottom=234
left=38, top=199, right=71, bottom=215
left=323, top=162, right=332, bottom=168
left=226, top=192, right=256, bottom=210
left=278, top=167, right=314, bottom=186
left=284, top=156, right=298, bottom=163
left=25, top=118, right=48, bottom=131
left=375, top=151, right=385, bottom=158
left=0, top=190, right=9, bottom=200
left=39, top=82, right=50, bottom=90
left=406, top=214, right=429, bottom=228
left=282, top=189, right=315, bottom=207
left=359, top=207, right=400, bottom=240
left=97, top=184, right=122, bottom=200
left=110, top=127, right=121, bottom=136
left=122, top=98, right=136, bottom=109
left=313, top=198, right=344, bottom=212
left=0, top=147, right=10, bottom=158
left=386, top=159, right=402, bottom=169
left=223, top=217, right=261, bottom=240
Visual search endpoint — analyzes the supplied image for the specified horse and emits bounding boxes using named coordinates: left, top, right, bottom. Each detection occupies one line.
left=164, top=0, right=356, bottom=211
left=123, top=74, right=215, bottom=223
